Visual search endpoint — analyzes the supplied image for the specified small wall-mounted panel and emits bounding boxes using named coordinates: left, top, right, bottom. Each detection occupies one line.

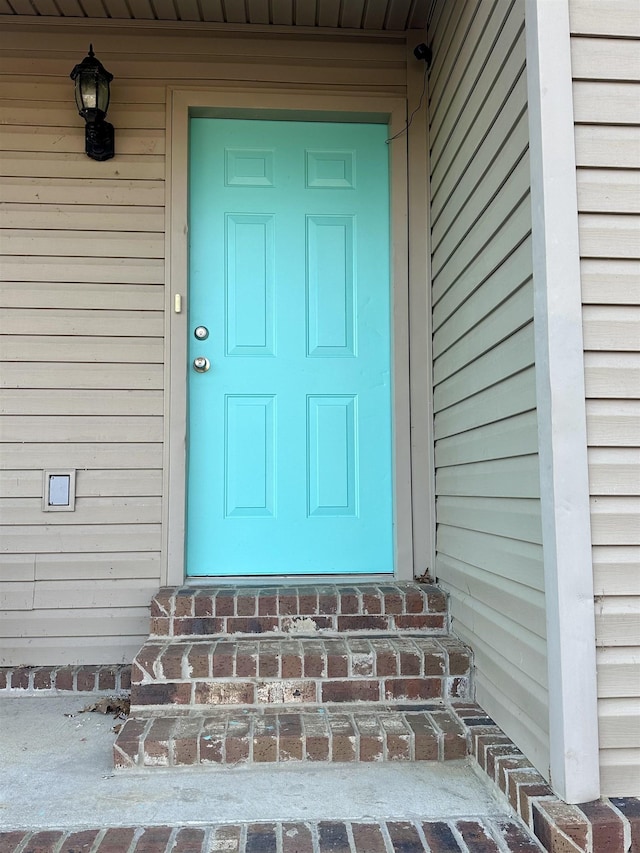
left=42, top=470, right=76, bottom=512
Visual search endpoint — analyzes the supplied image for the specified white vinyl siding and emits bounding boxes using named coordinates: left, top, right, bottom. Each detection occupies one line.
left=569, top=0, right=640, bottom=798
left=0, top=58, right=165, bottom=665
left=428, top=0, right=548, bottom=775
left=0, top=24, right=407, bottom=665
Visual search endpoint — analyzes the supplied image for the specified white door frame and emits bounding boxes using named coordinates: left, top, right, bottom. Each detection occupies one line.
left=162, top=86, right=423, bottom=586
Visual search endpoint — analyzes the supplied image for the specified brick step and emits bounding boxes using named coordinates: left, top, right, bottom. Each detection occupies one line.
left=114, top=702, right=471, bottom=769
left=0, top=819, right=547, bottom=853
left=130, top=635, right=472, bottom=709
left=150, top=582, right=447, bottom=638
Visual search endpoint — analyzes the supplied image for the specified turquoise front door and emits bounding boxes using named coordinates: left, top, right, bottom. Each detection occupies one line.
left=186, top=118, right=393, bottom=576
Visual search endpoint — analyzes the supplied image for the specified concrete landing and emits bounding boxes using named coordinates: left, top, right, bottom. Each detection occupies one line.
left=0, top=695, right=509, bottom=832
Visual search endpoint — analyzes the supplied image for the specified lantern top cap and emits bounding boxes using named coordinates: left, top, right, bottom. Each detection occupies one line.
left=70, top=44, right=114, bottom=83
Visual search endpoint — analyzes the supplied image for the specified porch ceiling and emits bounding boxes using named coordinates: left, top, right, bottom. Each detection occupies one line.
left=0, top=0, right=429, bottom=32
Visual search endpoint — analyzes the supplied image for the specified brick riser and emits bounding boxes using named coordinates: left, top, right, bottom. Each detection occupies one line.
left=149, top=582, right=448, bottom=638
left=114, top=703, right=470, bottom=769
left=130, top=636, right=472, bottom=709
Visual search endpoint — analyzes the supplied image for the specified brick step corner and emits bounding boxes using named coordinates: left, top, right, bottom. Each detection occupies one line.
left=114, top=702, right=472, bottom=769
left=129, top=634, right=473, bottom=708
left=148, top=582, right=448, bottom=638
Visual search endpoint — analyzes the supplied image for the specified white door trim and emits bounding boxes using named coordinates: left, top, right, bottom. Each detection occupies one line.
left=406, top=46, right=436, bottom=580
left=162, top=87, right=415, bottom=585
left=525, top=0, right=600, bottom=803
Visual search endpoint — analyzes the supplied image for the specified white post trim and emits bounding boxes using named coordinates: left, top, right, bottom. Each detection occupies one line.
left=525, top=0, right=600, bottom=803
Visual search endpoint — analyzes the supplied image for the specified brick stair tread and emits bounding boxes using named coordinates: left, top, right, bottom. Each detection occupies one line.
left=114, top=701, right=471, bottom=768
left=130, top=634, right=472, bottom=708
left=150, top=582, right=447, bottom=638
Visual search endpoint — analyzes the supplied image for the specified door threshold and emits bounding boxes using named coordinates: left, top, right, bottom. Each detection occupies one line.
left=183, top=573, right=401, bottom=587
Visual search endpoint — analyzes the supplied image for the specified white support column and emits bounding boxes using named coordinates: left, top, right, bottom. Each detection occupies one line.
left=525, top=0, right=600, bottom=803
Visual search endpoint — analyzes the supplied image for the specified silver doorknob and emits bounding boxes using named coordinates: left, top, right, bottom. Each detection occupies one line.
left=193, top=356, right=210, bottom=373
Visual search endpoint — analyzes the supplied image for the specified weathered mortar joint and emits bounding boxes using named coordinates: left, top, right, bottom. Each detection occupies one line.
left=0, top=664, right=132, bottom=695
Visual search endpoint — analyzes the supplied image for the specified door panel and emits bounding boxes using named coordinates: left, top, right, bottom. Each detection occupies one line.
left=187, top=118, right=393, bottom=576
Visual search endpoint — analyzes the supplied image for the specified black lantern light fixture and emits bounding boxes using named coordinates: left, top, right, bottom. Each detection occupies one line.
left=70, top=44, right=114, bottom=162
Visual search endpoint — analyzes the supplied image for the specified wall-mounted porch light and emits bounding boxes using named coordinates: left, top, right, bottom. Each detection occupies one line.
left=70, top=44, right=114, bottom=162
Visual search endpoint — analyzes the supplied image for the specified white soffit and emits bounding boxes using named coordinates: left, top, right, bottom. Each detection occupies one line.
left=0, top=0, right=429, bottom=32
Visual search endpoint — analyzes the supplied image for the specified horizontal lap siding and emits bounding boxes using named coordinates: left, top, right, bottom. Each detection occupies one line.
left=428, top=0, right=548, bottom=775
left=569, top=0, right=640, bottom=798
left=0, top=36, right=165, bottom=665
left=0, top=23, right=407, bottom=666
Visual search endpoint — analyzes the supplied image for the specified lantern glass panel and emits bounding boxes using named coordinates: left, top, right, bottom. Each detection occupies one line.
left=97, top=77, right=110, bottom=113
left=75, top=70, right=110, bottom=115
left=74, top=77, right=86, bottom=114
left=82, top=77, right=98, bottom=110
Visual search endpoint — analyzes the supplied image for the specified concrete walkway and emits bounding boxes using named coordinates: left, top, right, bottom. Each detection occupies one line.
left=0, top=695, right=543, bottom=851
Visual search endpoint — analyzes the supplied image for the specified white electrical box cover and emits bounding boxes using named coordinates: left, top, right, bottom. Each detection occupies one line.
left=42, top=470, right=76, bottom=512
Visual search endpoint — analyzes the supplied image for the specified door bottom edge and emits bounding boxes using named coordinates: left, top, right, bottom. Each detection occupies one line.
left=182, top=572, right=399, bottom=587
